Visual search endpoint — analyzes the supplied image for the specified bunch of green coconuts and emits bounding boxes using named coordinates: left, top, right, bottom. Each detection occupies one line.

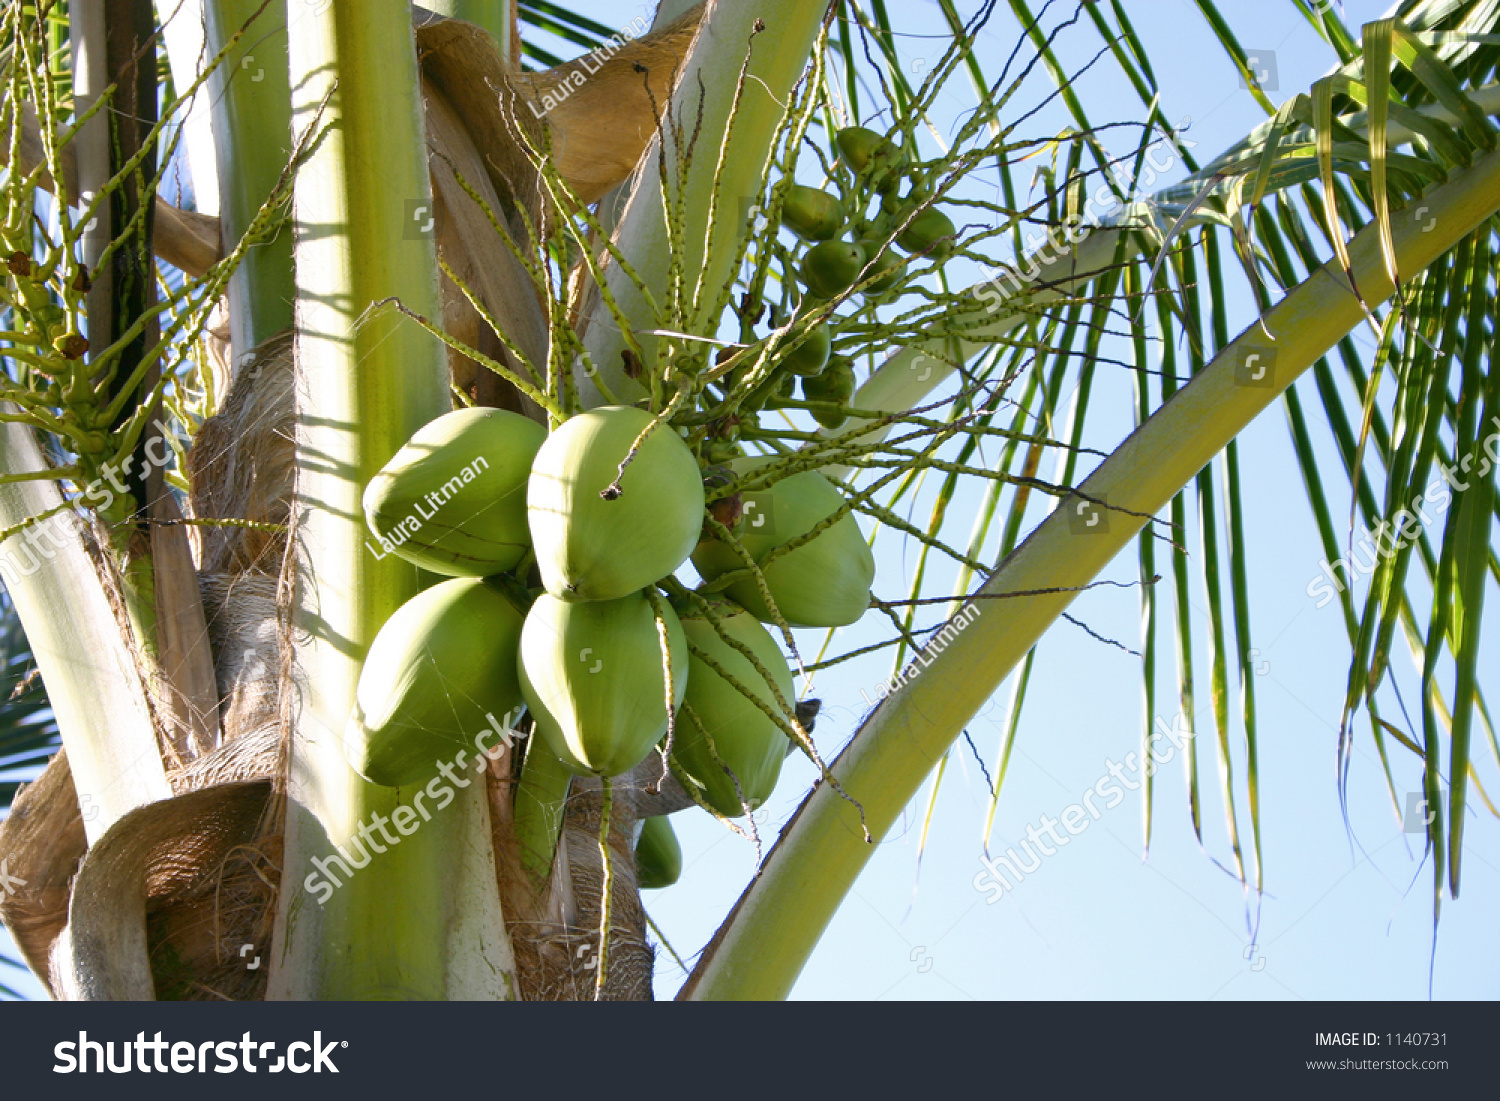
left=340, top=124, right=956, bottom=887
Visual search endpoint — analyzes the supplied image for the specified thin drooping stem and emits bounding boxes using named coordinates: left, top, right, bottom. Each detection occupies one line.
left=594, top=774, right=613, bottom=1002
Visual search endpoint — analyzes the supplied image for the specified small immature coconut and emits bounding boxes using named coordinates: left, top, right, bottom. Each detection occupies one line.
left=855, top=239, right=904, bottom=295
left=528, top=405, right=705, bottom=602
left=692, top=458, right=874, bottom=628
left=704, top=437, right=742, bottom=465
left=346, top=577, right=526, bottom=788
left=835, top=126, right=904, bottom=180
left=519, top=589, right=689, bottom=777
left=363, top=407, right=545, bottom=577
left=781, top=184, right=845, bottom=242
left=799, top=240, right=864, bottom=299
left=672, top=599, right=795, bottom=816
left=801, top=360, right=856, bottom=429
left=635, top=815, right=683, bottom=888
left=778, top=321, right=832, bottom=376
left=896, top=206, right=957, bottom=259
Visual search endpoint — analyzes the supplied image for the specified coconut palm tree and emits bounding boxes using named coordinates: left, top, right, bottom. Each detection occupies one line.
left=0, top=0, right=1495, bottom=1001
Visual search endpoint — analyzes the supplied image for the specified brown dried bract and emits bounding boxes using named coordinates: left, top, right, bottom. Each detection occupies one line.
left=54, top=333, right=88, bottom=360
left=708, top=492, right=743, bottom=532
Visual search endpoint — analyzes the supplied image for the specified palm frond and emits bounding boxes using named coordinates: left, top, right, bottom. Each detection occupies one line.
left=0, top=591, right=58, bottom=814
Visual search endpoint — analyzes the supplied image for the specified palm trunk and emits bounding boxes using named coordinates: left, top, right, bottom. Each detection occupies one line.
left=202, top=0, right=297, bottom=361
left=266, top=0, right=515, bottom=1000
left=0, top=423, right=168, bottom=842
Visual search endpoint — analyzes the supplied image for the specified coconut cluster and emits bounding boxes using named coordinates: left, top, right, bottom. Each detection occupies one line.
left=342, top=401, right=876, bottom=886
left=336, top=123, right=947, bottom=880
left=733, top=125, right=959, bottom=433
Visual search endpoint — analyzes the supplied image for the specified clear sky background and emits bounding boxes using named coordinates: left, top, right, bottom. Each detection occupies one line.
left=4, top=0, right=1496, bottom=1002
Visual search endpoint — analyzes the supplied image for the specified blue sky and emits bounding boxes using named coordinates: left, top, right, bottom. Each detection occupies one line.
left=5, top=0, right=1496, bottom=1002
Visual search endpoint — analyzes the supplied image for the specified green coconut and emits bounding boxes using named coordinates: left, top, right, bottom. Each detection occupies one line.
left=781, top=184, right=845, bottom=242
left=799, top=240, right=864, bottom=299
left=835, top=126, right=904, bottom=179
left=346, top=577, right=526, bottom=788
left=856, top=240, right=904, bottom=295
left=801, top=360, right=856, bottom=429
left=363, top=406, right=545, bottom=577
left=519, top=590, right=689, bottom=776
left=513, top=736, right=574, bottom=882
left=779, top=321, right=831, bottom=377
left=528, top=406, right=705, bottom=602
left=672, top=601, right=795, bottom=816
left=635, top=815, right=683, bottom=889
left=738, top=369, right=786, bottom=414
left=691, top=459, right=874, bottom=628
left=896, top=206, right=957, bottom=259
